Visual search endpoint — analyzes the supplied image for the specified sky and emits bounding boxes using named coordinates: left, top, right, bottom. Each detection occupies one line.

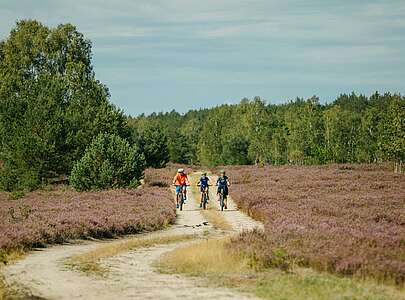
left=1, top=0, right=405, bottom=115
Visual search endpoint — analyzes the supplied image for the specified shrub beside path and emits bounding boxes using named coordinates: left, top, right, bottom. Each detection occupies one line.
left=3, top=172, right=263, bottom=300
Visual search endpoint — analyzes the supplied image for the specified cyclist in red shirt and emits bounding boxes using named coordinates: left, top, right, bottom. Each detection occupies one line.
left=173, top=168, right=190, bottom=208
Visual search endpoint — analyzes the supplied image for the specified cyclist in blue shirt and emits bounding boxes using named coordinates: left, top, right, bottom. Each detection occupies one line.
left=197, top=172, right=210, bottom=208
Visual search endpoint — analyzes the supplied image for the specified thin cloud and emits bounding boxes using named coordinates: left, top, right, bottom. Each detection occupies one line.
left=85, top=27, right=156, bottom=38
left=0, top=0, right=404, bottom=114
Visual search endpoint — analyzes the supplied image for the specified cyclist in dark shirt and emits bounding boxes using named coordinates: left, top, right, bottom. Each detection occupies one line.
left=216, top=170, right=230, bottom=209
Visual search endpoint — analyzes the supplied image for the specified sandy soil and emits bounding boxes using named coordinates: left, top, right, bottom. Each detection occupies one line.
left=3, top=173, right=263, bottom=300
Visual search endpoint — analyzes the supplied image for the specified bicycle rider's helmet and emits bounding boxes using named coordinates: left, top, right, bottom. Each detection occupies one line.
left=202, top=172, right=207, bottom=176
left=178, top=168, right=184, bottom=173
left=220, top=170, right=225, bottom=175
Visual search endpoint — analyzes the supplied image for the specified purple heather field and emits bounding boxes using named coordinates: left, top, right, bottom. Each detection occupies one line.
left=224, top=164, right=405, bottom=284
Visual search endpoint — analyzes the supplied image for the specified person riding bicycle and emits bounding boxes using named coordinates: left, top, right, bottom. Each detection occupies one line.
left=197, top=172, right=210, bottom=208
left=216, top=170, right=230, bottom=209
left=173, top=168, right=189, bottom=209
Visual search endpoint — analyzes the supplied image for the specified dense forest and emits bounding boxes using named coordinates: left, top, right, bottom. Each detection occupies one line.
left=0, top=20, right=404, bottom=193
left=129, top=93, right=404, bottom=170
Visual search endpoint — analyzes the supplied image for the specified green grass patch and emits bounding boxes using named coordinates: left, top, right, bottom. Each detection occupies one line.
left=251, top=269, right=404, bottom=300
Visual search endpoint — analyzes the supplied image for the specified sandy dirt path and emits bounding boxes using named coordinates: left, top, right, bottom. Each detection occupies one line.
left=3, top=173, right=263, bottom=300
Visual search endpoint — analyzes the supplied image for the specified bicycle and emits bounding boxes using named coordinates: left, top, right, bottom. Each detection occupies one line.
left=217, top=187, right=227, bottom=211
left=198, top=185, right=210, bottom=210
left=175, top=184, right=189, bottom=211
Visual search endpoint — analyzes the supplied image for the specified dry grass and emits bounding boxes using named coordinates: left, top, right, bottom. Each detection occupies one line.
left=0, top=250, right=25, bottom=266
left=0, top=277, right=5, bottom=300
left=0, top=250, right=25, bottom=300
left=156, top=238, right=250, bottom=276
left=67, top=234, right=196, bottom=275
left=199, top=207, right=232, bottom=231
left=156, top=238, right=405, bottom=300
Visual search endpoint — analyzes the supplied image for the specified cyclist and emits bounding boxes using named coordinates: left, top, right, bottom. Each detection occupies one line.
left=216, top=170, right=230, bottom=209
left=197, top=172, right=210, bottom=208
left=173, top=168, right=189, bottom=209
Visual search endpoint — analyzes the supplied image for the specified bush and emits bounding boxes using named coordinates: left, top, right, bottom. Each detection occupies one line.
left=0, top=165, right=40, bottom=192
left=70, top=133, right=145, bottom=191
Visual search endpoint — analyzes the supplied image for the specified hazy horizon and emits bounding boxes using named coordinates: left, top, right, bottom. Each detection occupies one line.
left=1, top=0, right=404, bottom=115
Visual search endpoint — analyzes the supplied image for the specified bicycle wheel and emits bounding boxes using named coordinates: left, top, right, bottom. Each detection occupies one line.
left=179, top=193, right=183, bottom=211
left=203, top=193, right=207, bottom=210
left=220, top=194, right=224, bottom=211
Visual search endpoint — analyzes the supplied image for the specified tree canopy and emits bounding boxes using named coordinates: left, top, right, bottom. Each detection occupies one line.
left=0, top=20, right=129, bottom=191
left=129, top=93, right=405, bottom=171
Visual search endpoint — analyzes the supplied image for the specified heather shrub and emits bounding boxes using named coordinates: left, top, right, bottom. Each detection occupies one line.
left=227, top=164, right=405, bottom=285
left=144, top=168, right=173, bottom=187
left=0, top=186, right=176, bottom=254
left=229, top=229, right=292, bottom=272
left=70, top=133, right=145, bottom=191
left=144, top=164, right=195, bottom=188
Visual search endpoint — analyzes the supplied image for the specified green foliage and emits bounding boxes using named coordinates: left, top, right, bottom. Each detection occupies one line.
left=134, top=122, right=169, bottom=168
left=168, top=131, right=194, bottom=164
left=130, top=92, right=405, bottom=169
left=197, top=108, right=229, bottom=166
left=128, top=110, right=198, bottom=165
left=70, top=133, right=145, bottom=191
left=323, top=106, right=361, bottom=163
left=8, top=190, right=26, bottom=200
left=128, top=118, right=171, bottom=168
left=378, top=95, right=405, bottom=172
left=244, top=98, right=273, bottom=164
left=0, top=164, right=40, bottom=192
left=0, top=20, right=129, bottom=191
left=222, top=136, right=250, bottom=165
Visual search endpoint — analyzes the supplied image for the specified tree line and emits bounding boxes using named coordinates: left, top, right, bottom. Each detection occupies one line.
left=129, top=93, right=404, bottom=171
